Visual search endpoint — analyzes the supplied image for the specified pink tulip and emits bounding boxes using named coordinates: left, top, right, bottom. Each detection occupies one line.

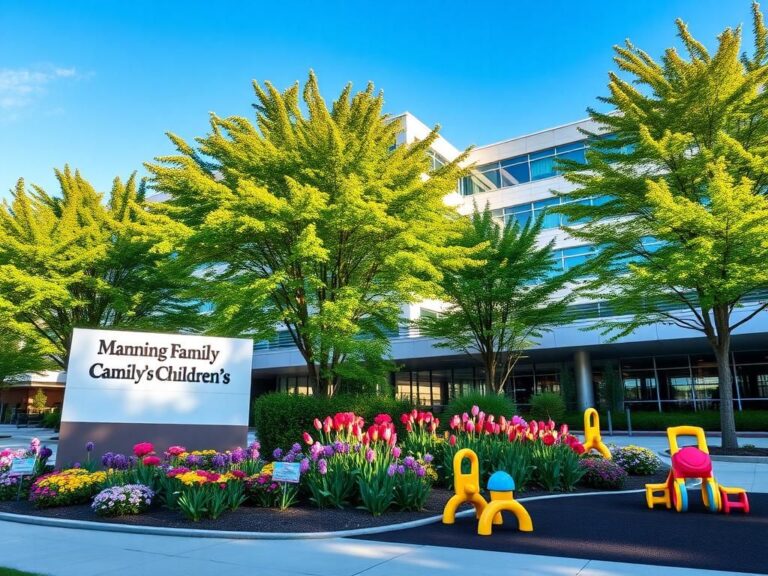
left=449, top=434, right=457, bottom=447
left=471, top=405, right=480, bottom=417
left=313, top=418, right=322, bottom=431
left=302, top=431, right=313, bottom=445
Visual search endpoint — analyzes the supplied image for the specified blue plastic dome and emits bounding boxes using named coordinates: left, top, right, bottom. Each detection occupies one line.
left=487, top=471, right=515, bottom=492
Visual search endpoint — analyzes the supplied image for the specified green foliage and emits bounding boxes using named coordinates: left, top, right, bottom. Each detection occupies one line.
left=31, top=389, right=47, bottom=412
left=147, top=72, right=470, bottom=395
left=442, top=391, right=516, bottom=426
left=0, top=302, right=53, bottom=387
left=529, top=392, right=566, bottom=423
left=419, top=206, right=574, bottom=393
left=532, top=444, right=584, bottom=492
left=41, top=410, right=61, bottom=430
left=560, top=409, right=768, bottom=432
left=555, top=7, right=768, bottom=449
left=0, top=168, right=200, bottom=368
left=252, top=392, right=413, bottom=456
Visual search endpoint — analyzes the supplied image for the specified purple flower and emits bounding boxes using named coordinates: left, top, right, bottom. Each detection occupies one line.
left=365, top=448, right=375, bottom=463
left=291, top=443, right=302, bottom=454
left=318, top=458, right=328, bottom=475
left=247, top=441, right=261, bottom=460
left=273, top=448, right=283, bottom=459
left=387, top=464, right=397, bottom=477
left=102, top=452, right=115, bottom=468
left=416, top=466, right=426, bottom=477
left=38, top=446, right=53, bottom=460
left=300, top=458, right=310, bottom=474
left=397, top=465, right=405, bottom=474
left=333, top=440, right=344, bottom=453
left=323, top=445, right=334, bottom=458
left=230, top=448, right=245, bottom=464
left=283, top=452, right=296, bottom=463
left=392, top=446, right=402, bottom=459
left=423, top=453, right=433, bottom=464
left=86, top=441, right=95, bottom=453
left=403, top=456, right=415, bottom=469
left=352, top=444, right=361, bottom=453
left=185, top=454, right=203, bottom=467
left=212, top=453, right=229, bottom=468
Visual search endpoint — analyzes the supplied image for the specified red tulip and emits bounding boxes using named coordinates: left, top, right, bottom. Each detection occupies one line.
left=449, top=434, right=457, bottom=446
left=542, top=433, right=555, bottom=446
left=302, top=431, right=313, bottom=445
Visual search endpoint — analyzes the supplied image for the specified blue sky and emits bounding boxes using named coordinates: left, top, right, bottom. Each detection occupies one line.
left=0, top=0, right=758, bottom=200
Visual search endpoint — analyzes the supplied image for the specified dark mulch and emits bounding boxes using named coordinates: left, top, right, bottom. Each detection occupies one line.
left=0, top=469, right=669, bottom=533
left=355, top=491, right=767, bottom=575
left=710, top=445, right=768, bottom=457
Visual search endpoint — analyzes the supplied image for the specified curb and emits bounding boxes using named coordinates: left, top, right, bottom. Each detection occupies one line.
left=0, top=489, right=645, bottom=541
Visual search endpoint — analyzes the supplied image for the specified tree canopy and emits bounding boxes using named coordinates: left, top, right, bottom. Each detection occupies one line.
left=556, top=3, right=768, bottom=448
left=147, top=72, right=470, bottom=395
left=0, top=168, right=198, bottom=368
left=419, top=205, right=574, bottom=395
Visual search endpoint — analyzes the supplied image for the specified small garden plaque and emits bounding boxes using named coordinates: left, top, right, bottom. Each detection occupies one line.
left=272, top=462, right=301, bottom=483
left=9, top=457, right=36, bottom=476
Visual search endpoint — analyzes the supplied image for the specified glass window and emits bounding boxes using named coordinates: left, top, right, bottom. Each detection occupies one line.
left=530, top=157, right=556, bottom=180
left=505, top=204, right=533, bottom=228
left=529, top=147, right=556, bottom=160
left=555, top=141, right=585, bottom=153
left=556, top=148, right=586, bottom=165
left=479, top=167, right=501, bottom=188
left=500, top=161, right=530, bottom=186
left=533, top=198, right=561, bottom=229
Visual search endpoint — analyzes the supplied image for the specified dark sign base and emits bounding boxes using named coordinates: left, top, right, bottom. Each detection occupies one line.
left=57, top=422, right=249, bottom=468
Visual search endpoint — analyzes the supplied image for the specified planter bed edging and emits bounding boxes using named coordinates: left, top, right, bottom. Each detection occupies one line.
left=0, top=489, right=645, bottom=541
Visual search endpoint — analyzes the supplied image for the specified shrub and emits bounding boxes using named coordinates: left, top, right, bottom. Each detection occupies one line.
left=41, top=410, right=61, bottom=430
left=579, top=457, right=628, bottom=490
left=252, top=393, right=412, bottom=456
left=529, top=392, right=566, bottom=423
left=92, top=484, right=154, bottom=517
left=442, top=392, right=516, bottom=428
left=609, top=444, right=663, bottom=475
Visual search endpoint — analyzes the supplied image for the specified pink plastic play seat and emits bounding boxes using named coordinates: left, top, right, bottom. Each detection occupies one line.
left=671, top=446, right=713, bottom=477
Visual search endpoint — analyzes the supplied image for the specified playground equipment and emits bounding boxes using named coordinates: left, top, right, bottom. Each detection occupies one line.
left=645, top=425, right=750, bottom=514
left=582, top=408, right=611, bottom=459
left=442, top=448, right=533, bottom=536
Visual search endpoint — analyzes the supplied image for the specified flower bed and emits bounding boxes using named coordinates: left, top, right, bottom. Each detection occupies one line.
left=0, top=406, right=670, bottom=528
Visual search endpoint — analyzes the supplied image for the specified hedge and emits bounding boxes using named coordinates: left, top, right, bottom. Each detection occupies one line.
left=252, top=393, right=414, bottom=456
left=556, top=409, right=768, bottom=432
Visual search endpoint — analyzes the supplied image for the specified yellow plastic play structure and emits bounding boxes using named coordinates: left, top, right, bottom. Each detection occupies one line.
left=442, top=448, right=533, bottom=536
left=582, top=407, right=611, bottom=459
left=645, top=425, right=749, bottom=514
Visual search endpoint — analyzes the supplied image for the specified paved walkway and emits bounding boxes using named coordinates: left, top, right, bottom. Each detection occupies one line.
left=0, top=428, right=764, bottom=576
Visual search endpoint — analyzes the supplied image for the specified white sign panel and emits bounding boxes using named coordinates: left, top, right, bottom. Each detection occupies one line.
left=272, top=462, right=301, bottom=483
left=62, top=328, right=253, bottom=426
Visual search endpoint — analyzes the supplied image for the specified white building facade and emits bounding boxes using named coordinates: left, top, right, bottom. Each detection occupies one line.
left=252, top=114, right=768, bottom=413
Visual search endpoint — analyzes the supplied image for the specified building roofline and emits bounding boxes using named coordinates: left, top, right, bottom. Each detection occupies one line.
left=472, top=116, right=595, bottom=151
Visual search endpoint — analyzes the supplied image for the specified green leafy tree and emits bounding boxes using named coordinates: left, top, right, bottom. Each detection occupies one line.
left=556, top=5, right=768, bottom=449
left=147, top=72, right=468, bottom=396
left=31, top=388, right=48, bottom=412
left=0, top=302, right=53, bottom=386
left=418, top=206, right=574, bottom=395
left=0, top=168, right=199, bottom=368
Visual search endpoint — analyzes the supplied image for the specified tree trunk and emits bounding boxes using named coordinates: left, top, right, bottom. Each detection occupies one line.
left=712, top=306, right=738, bottom=450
